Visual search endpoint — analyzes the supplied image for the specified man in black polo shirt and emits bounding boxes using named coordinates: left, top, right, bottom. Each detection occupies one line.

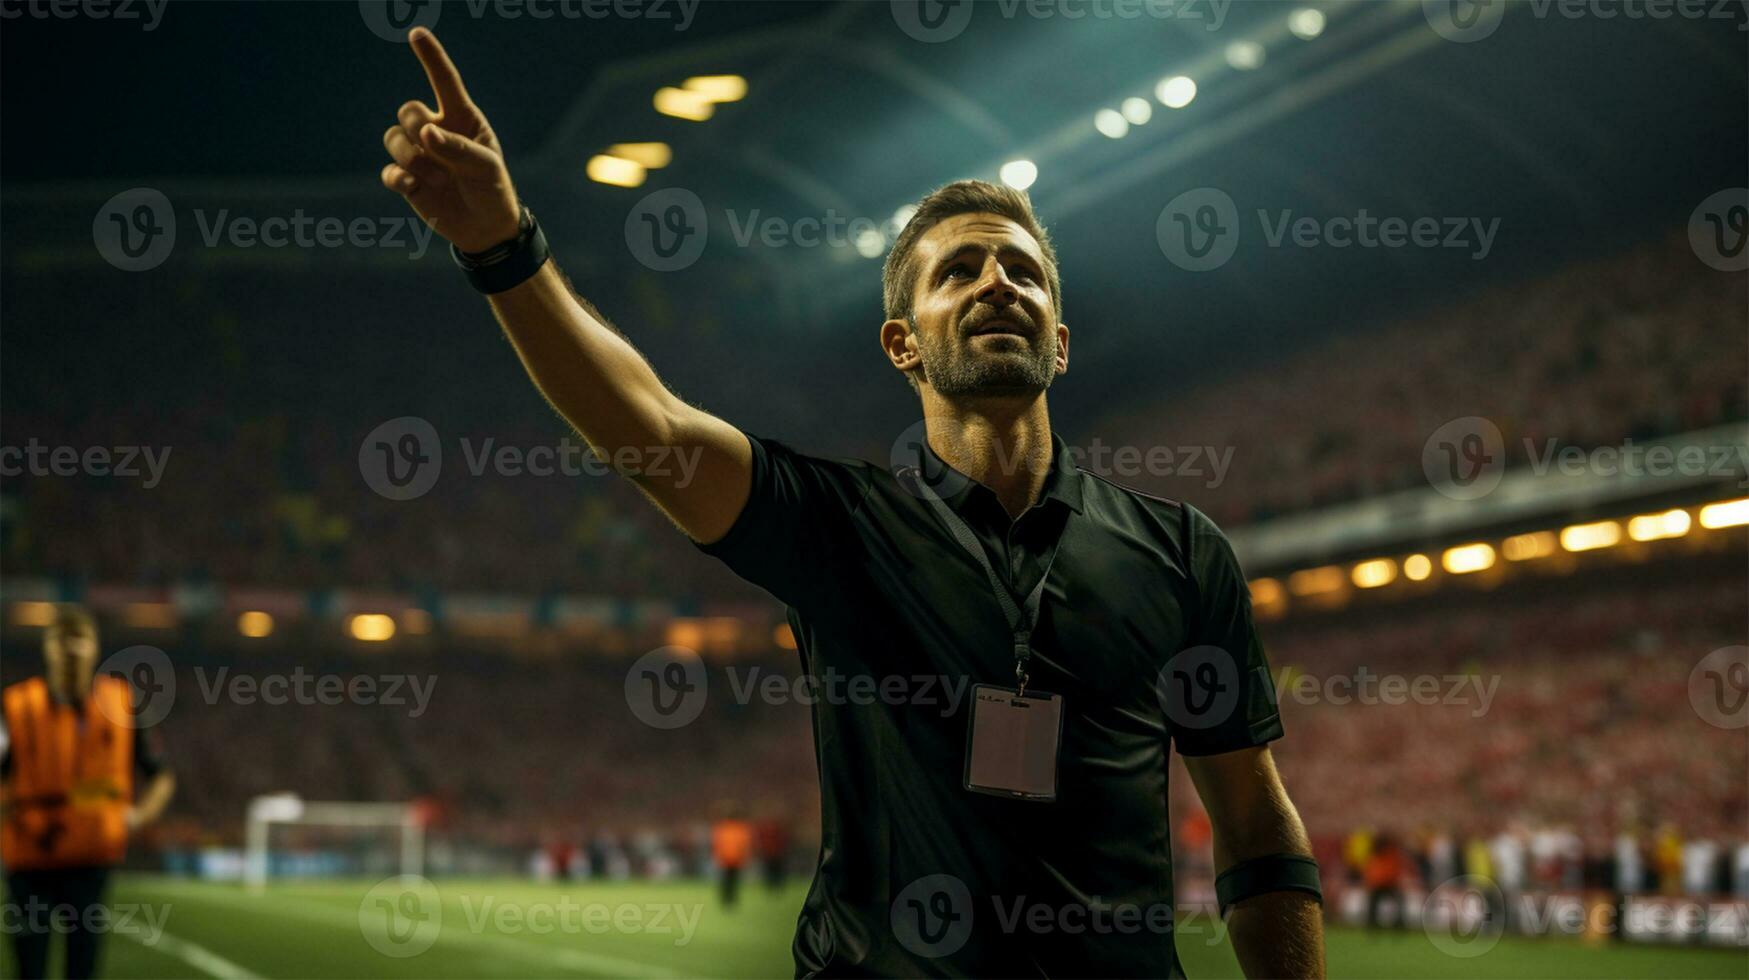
left=381, top=29, right=1325, bottom=977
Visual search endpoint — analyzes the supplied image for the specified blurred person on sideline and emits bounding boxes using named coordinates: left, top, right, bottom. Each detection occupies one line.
left=1, top=606, right=176, bottom=980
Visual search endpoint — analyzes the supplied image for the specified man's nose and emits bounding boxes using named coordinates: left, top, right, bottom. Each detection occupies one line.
left=975, top=263, right=1018, bottom=308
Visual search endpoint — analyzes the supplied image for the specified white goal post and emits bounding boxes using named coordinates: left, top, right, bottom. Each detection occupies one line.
left=243, top=793, right=424, bottom=893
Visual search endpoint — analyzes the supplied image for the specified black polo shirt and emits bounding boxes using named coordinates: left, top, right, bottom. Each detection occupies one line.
left=696, top=430, right=1283, bottom=978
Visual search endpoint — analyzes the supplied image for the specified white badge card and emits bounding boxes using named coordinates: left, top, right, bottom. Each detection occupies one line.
left=964, top=684, right=1063, bottom=801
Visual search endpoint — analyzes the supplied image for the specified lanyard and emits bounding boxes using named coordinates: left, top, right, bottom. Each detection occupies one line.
left=909, top=451, right=1066, bottom=697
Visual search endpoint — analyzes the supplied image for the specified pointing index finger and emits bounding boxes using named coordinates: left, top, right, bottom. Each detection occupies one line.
left=409, top=27, right=474, bottom=117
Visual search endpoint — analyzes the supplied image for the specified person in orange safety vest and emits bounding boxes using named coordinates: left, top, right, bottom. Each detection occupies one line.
left=2, top=605, right=175, bottom=980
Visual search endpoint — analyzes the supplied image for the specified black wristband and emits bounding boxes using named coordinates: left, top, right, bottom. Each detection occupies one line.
left=451, top=204, right=550, bottom=294
left=1214, top=853, right=1322, bottom=915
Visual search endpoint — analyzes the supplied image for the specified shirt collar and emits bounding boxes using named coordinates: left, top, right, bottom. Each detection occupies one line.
left=916, top=431, right=1085, bottom=516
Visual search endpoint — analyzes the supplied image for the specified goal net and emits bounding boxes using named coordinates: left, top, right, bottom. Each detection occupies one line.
left=243, top=794, right=424, bottom=892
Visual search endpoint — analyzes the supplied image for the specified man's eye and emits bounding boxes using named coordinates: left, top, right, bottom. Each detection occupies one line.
left=943, top=266, right=969, bottom=280
left=1011, top=267, right=1036, bottom=281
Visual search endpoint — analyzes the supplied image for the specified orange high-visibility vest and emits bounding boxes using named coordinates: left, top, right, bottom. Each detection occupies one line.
left=2, top=676, right=133, bottom=870
left=711, top=820, right=753, bottom=869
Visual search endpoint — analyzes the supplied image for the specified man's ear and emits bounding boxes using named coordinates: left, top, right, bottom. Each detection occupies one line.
left=1055, top=321, right=1070, bottom=376
left=881, top=318, right=921, bottom=375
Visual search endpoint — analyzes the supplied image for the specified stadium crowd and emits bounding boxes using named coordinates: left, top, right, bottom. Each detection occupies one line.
left=3, top=232, right=1742, bottom=595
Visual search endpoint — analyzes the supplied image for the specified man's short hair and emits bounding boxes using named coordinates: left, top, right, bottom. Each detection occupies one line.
left=47, top=604, right=98, bottom=641
left=881, top=179, right=1064, bottom=327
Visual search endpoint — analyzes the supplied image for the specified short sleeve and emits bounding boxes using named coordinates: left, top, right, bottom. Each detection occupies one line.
left=693, top=431, right=872, bottom=609
left=1170, top=503, right=1284, bottom=757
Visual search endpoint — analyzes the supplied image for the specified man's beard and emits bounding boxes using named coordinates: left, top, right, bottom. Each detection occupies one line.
left=915, top=314, right=1057, bottom=398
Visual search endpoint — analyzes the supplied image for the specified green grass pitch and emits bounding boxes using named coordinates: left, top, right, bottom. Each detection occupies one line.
left=3, top=875, right=1741, bottom=978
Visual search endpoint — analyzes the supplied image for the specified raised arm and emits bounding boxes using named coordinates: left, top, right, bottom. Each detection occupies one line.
left=379, top=28, right=750, bottom=543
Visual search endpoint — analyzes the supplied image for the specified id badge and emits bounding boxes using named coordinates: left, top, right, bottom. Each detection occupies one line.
left=964, top=684, right=1063, bottom=801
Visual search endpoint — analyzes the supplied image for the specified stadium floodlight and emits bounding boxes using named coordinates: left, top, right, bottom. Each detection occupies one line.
left=1120, top=98, right=1152, bottom=126
left=1627, top=509, right=1691, bottom=542
left=1095, top=109, right=1129, bottom=139
left=1288, top=8, right=1325, bottom=40
left=999, top=160, right=1038, bottom=191
left=1441, top=543, right=1496, bottom=574
left=244, top=795, right=424, bottom=894
left=1156, top=76, right=1197, bottom=109
left=1225, top=41, right=1265, bottom=71
left=1698, top=497, right=1749, bottom=529
left=1350, top=559, right=1396, bottom=589
left=1559, top=521, right=1622, bottom=553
